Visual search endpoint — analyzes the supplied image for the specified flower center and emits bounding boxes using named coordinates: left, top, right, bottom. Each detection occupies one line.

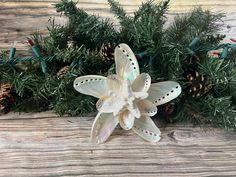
left=108, top=79, right=147, bottom=117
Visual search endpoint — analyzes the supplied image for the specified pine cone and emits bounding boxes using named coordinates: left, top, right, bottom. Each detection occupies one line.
left=99, top=43, right=115, bottom=62
left=186, top=71, right=212, bottom=97
left=0, top=83, right=14, bottom=114
left=57, top=66, right=70, bottom=78
left=159, top=102, right=176, bottom=123
left=162, top=103, right=175, bottom=115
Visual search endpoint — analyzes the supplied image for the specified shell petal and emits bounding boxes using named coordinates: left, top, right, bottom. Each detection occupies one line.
left=132, top=73, right=151, bottom=92
left=115, top=43, right=140, bottom=82
left=106, top=74, right=121, bottom=93
left=148, top=81, right=181, bottom=106
left=74, top=75, right=108, bottom=98
left=119, top=110, right=135, bottom=130
left=132, top=116, right=161, bottom=142
left=137, top=100, right=157, bottom=117
left=91, top=112, right=118, bottom=144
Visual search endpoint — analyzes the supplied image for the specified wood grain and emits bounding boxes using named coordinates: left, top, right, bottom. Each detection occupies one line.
left=0, top=0, right=236, bottom=55
left=1, top=1, right=236, bottom=176
left=0, top=112, right=235, bottom=176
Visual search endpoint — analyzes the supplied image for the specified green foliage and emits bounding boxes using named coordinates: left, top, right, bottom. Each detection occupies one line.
left=108, top=0, right=170, bottom=51
left=176, top=96, right=236, bottom=129
left=165, top=8, right=225, bottom=45
left=199, top=59, right=236, bottom=95
left=53, top=0, right=118, bottom=50
left=0, top=0, right=236, bottom=129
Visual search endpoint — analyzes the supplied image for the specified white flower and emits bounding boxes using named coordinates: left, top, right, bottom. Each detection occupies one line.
left=74, top=43, right=181, bottom=144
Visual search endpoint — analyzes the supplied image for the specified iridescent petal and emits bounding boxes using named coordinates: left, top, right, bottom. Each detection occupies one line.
left=115, top=44, right=140, bottom=82
left=148, top=81, right=181, bottom=106
left=137, top=100, right=157, bottom=117
left=74, top=75, right=108, bottom=98
left=132, top=116, right=161, bottom=142
left=106, top=74, right=121, bottom=93
left=91, top=112, right=119, bottom=144
left=132, top=73, right=151, bottom=92
left=119, top=110, right=135, bottom=130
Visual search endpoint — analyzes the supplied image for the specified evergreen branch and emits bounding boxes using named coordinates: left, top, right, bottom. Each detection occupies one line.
left=165, top=8, right=225, bottom=46
left=199, top=58, right=236, bottom=95
left=47, top=1, right=118, bottom=51
left=107, top=0, right=129, bottom=22
left=181, top=96, right=236, bottom=129
left=55, top=0, right=88, bottom=20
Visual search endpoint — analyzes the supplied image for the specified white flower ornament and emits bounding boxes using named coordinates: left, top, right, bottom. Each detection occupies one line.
left=74, top=44, right=181, bottom=144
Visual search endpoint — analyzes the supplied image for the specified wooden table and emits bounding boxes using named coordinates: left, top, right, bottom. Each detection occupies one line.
left=1, top=0, right=236, bottom=176
left=0, top=112, right=235, bottom=176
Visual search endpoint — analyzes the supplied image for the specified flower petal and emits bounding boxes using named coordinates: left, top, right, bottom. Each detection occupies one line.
left=147, top=81, right=181, bottom=106
left=119, top=110, right=135, bottom=130
left=106, top=74, right=121, bottom=93
left=74, top=75, right=108, bottom=98
left=132, top=116, right=161, bottom=142
left=91, top=112, right=119, bottom=144
left=115, top=43, right=140, bottom=82
left=132, top=73, right=151, bottom=92
left=137, top=100, right=157, bottom=117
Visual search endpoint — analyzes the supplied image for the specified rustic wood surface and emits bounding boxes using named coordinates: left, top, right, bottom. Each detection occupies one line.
left=1, top=1, right=236, bottom=176
left=0, top=112, right=235, bottom=177
left=0, top=0, right=236, bottom=55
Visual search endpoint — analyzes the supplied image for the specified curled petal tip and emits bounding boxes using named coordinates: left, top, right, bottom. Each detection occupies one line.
left=90, top=137, right=103, bottom=144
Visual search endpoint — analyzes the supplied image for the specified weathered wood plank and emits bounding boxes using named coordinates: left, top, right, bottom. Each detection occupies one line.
left=0, top=0, right=236, bottom=55
left=0, top=1, right=236, bottom=176
left=0, top=111, right=58, bottom=120
left=0, top=113, right=235, bottom=176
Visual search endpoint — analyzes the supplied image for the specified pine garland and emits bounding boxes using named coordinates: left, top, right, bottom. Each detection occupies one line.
left=0, top=0, right=236, bottom=129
